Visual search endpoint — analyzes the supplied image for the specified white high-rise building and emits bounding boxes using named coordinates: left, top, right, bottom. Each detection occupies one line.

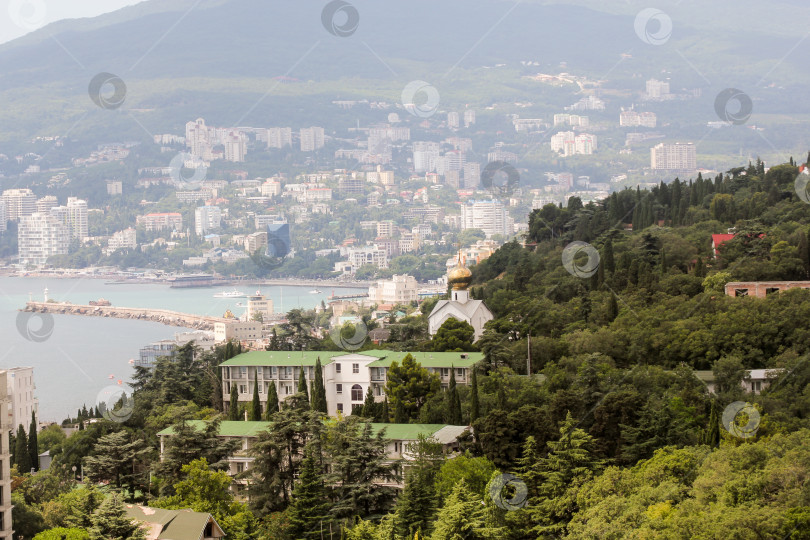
left=447, top=112, right=460, bottom=129
left=224, top=132, right=247, bottom=162
left=195, top=206, right=222, bottom=236
left=300, top=127, right=325, bottom=152
left=464, top=109, right=476, bottom=128
left=35, top=196, right=59, bottom=214
left=66, top=197, right=88, bottom=240
left=4, top=368, right=36, bottom=434
left=186, top=118, right=214, bottom=161
left=413, top=142, right=441, bottom=173
left=266, top=127, right=293, bottom=149
left=1, top=189, right=36, bottom=221
left=463, top=162, right=481, bottom=189
left=551, top=131, right=577, bottom=156
left=574, top=134, right=597, bottom=155
left=461, top=200, right=511, bottom=237
left=651, top=142, right=697, bottom=171
left=18, top=213, right=69, bottom=266
left=0, top=201, right=5, bottom=232
left=646, top=79, right=670, bottom=99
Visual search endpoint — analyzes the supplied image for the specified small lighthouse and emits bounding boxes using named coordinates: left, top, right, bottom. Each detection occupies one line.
left=43, top=288, right=49, bottom=302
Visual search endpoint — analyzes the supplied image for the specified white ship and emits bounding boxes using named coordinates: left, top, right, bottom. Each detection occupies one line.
left=213, top=290, right=246, bottom=298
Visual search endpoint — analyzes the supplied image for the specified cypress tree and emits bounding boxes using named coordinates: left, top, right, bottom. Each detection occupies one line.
left=394, top=398, right=407, bottom=423
left=447, top=367, right=462, bottom=425
left=362, top=386, right=377, bottom=419
left=497, top=383, right=507, bottom=410
left=15, top=425, right=31, bottom=473
left=701, top=401, right=721, bottom=448
left=265, top=382, right=279, bottom=419
left=79, top=420, right=85, bottom=431
left=607, top=294, right=618, bottom=322
left=694, top=256, right=706, bottom=278
left=602, top=238, right=615, bottom=275
left=229, top=384, right=240, bottom=421
left=381, top=398, right=390, bottom=423
left=660, top=247, right=667, bottom=276
left=28, top=412, right=38, bottom=472
left=297, top=366, right=309, bottom=401
left=470, top=370, right=480, bottom=423
left=312, top=357, right=328, bottom=413
left=251, top=376, right=262, bottom=421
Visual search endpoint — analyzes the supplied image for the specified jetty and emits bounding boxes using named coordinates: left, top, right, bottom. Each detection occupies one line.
left=22, top=302, right=228, bottom=331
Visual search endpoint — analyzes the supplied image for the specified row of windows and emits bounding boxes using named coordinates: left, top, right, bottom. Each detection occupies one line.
left=233, top=382, right=367, bottom=401
left=228, top=365, right=466, bottom=378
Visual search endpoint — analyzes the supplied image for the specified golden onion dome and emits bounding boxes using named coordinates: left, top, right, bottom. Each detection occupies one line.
left=223, top=309, right=236, bottom=319
left=448, top=254, right=473, bottom=290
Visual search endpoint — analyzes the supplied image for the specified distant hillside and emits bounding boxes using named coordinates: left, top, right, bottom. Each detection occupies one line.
left=0, top=0, right=807, bottom=142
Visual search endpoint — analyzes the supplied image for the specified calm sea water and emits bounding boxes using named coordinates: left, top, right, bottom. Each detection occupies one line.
left=0, top=278, right=365, bottom=422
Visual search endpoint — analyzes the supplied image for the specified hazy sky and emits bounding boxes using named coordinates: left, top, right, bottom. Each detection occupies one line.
left=2, top=0, right=147, bottom=44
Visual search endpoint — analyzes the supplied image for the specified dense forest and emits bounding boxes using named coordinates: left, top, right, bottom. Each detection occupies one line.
left=10, top=157, right=810, bottom=538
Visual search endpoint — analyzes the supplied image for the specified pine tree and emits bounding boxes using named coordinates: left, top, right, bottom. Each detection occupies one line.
left=287, top=443, right=330, bottom=539
left=395, top=436, right=443, bottom=538
left=265, top=382, right=279, bottom=419
left=470, top=369, right=480, bottom=423
left=28, top=411, right=38, bottom=472
left=447, top=367, right=462, bottom=425
left=251, top=376, right=262, bottom=421
left=15, top=425, right=31, bottom=473
left=430, top=480, right=502, bottom=540
left=311, top=357, right=328, bottom=414
left=297, top=366, right=309, bottom=402
left=228, top=384, right=240, bottom=421
left=88, top=492, right=146, bottom=540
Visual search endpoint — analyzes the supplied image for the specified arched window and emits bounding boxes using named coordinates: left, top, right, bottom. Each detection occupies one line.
left=351, top=384, right=363, bottom=401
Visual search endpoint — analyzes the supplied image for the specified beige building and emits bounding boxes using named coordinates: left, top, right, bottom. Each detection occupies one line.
left=0, top=371, right=12, bottom=537
left=244, top=232, right=267, bottom=254
left=246, top=292, right=273, bottom=322
left=214, top=321, right=263, bottom=343
left=4, top=368, right=37, bottom=433
left=651, top=142, right=696, bottom=171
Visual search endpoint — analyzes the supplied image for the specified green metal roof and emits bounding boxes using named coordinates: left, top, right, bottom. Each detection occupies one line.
left=220, top=351, right=338, bottom=367
left=158, top=420, right=449, bottom=441
left=157, top=420, right=272, bottom=437
left=124, top=505, right=224, bottom=539
left=369, top=423, right=448, bottom=440
left=219, top=350, right=483, bottom=368
left=366, top=351, right=483, bottom=368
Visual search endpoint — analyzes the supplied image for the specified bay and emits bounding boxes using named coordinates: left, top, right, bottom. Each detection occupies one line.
left=0, top=277, right=365, bottom=422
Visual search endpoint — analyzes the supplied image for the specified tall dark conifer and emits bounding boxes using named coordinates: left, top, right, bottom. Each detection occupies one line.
left=28, top=412, right=38, bottom=472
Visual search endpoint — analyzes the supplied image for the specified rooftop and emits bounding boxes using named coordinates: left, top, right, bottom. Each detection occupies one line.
left=158, top=420, right=463, bottom=441
left=220, top=349, right=483, bottom=368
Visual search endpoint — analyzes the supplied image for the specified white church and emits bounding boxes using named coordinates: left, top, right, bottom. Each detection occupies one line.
left=428, top=256, right=494, bottom=341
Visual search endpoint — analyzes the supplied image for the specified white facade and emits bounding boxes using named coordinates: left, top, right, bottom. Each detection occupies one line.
left=108, top=228, right=137, bottom=251
left=1, top=188, right=36, bottom=222
left=195, top=206, right=222, bottom=236
left=347, top=246, right=389, bottom=271
left=368, top=275, right=419, bottom=304
left=461, top=200, right=511, bottom=237
left=266, top=127, right=293, bottom=149
left=214, top=321, right=263, bottom=343
left=428, top=289, right=494, bottom=341
left=18, top=213, right=69, bottom=266
left=651, top=142, right=697, bottom=170
left=65, top=197, right=88, bottom=239
left=646, top=79, right=670, bottom=99
left=300, top=127, right=325, bottom=152
left=4, top=367, right=37, bottom=434
left=0, top=201, right=5, bottom=232
left=224, top=132, right=247, bottom=162
left=246, top=293, right=274, bottom=321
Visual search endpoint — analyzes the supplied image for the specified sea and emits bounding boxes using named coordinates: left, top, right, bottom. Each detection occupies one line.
left=0, top=277, right=365, bottom=422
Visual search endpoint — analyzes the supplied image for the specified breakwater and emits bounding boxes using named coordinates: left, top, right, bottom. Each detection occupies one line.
left=22, top=302, right=228, bottom=330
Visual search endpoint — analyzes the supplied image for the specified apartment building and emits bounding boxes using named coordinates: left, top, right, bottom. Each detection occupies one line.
left=347, top=246, right=389, bottom=271
left=108, top=228, right=137, bottom=252
left=214, top=321, right=263, bottom=343
left=18, top=213, right=69, bottom=266
left=300, top=127, right=325, bottom=152
left=195, top=206, right=222, bottom=236
left=219, top=350, right=482, bottom=418
left=3, top=367, right=37, bottom=434
left=0, top=201, right=5, bottom=232
left=460, top=200, right=512, bottom=237
left=265, top=127, right=293, bottom=149
left=1, top=188, right=36, bottom=222
left=136, top=213, right=183, bottom=232
left=651, top=142, right=697, bottom=170
left=245, top=292, right=273, bottom=322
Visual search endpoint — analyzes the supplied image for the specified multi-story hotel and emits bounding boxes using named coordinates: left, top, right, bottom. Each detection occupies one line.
left=368, top=275, right=419, bottom=305
left=18, top=213, right=69, bottom=266
left=460, top=200, right=512, bottom=238
left=195, top=206, right=222, bottom=236
left=219, top=350, right=482, bottom=418
left=300, top=127, right=325, bottom=152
